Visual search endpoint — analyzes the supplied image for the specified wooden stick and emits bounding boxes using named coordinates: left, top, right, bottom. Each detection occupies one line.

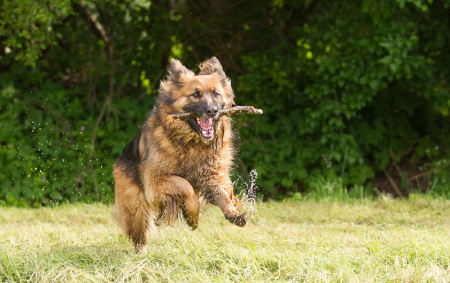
left=169, top=106, right=263, bottom=120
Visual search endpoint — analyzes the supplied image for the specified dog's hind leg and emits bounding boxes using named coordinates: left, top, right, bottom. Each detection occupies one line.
left=113, top=165, right=155, bottom=253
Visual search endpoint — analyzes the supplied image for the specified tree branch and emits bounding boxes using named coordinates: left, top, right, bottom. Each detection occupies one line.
left=71, top=0, right=109, bottom=45
left=408, top=163, right=450, bottom=182
left=388, top=148, right=409, bottom=194
left=383, top=170, right=403, bottom=198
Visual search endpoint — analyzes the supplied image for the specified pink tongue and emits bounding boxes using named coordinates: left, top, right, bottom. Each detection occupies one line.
left=198, top=118, right=213, bottom=130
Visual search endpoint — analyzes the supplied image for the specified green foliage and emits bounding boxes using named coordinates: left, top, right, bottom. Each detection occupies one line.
left=0, top=0, right=72, bottom=65
left=304, top=176, right=375, bottom=201
left=0, top=0, right=173, bottom=205
left=1, top=0, right=450, bottom=205
left=0, top=78, right=113, bottom=206
left=236, top=0, right=450, bottom=197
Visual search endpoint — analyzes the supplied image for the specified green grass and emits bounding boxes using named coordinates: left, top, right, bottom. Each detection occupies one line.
left=1, top=195, right=450, bottom=282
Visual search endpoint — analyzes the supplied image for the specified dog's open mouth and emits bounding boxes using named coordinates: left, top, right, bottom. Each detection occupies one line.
left=188, top=117, right=215, bottom=140
left=196, top=117, right=214, bottom=139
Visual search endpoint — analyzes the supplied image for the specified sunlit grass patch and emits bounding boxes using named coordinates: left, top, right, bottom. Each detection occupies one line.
left=1, top=198, right=449, bottom=282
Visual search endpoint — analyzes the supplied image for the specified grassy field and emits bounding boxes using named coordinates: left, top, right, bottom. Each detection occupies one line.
left=0, top=195, right=449, bottom=282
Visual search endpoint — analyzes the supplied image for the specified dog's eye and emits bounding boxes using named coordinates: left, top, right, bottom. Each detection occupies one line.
left=192, top=91, right=200, bottom=98
left=213, top=91, right=220, bottom=97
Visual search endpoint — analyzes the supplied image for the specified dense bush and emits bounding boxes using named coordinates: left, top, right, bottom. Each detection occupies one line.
left=1, top=0, right=449, bottom=205
left=236, top=0, right=450, bottom=196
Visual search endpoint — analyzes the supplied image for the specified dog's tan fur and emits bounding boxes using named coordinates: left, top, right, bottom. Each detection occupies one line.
left=113, top=57, right=246, bottom=253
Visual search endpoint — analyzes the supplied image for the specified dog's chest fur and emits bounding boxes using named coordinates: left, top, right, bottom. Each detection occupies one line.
left=140, top=113, right=232, bottom=191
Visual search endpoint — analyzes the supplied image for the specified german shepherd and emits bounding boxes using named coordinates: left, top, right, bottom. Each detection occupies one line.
left=113, top=57, right=247, bottom=253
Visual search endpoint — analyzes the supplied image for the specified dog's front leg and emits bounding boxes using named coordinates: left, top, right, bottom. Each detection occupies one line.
left=202, top=181, right=247, bottom=227
left=144, top=174, right=200, bottom=230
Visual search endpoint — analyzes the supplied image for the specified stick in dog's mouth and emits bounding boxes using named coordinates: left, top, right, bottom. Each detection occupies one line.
left=168, top=106, right=263, bottom=121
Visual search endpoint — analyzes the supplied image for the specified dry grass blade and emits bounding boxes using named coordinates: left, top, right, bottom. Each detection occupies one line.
left=168, top=106, right=263, bottom=120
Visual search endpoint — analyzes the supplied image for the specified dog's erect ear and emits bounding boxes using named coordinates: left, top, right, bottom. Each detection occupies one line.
left=168, top=59, right=194, bottom=80
left=198, top=57, right=226, bottom=78
left=159, top=59, right=194, bottom=98
left=199, top=57, right=234, bottom=106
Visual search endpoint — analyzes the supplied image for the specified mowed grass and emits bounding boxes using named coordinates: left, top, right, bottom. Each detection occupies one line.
left=1, top=196, right=450, bottom=282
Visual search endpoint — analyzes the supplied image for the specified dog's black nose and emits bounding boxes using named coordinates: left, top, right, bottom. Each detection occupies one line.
left=206, top=106, right=218, bottom=116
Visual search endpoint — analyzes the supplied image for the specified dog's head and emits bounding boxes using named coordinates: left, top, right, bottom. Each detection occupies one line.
left=158, top=57, right=235, bottom=142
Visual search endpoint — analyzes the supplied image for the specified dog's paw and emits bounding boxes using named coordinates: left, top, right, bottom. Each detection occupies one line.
left=182, top=206, right=199, bottom=230
left=225, top=212, right=248, bottom=227
left=183, top=212, right=198, bottom=231
left=135, top=243, right=148, bottom=254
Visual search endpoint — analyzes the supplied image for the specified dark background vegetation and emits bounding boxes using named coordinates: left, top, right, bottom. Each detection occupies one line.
left=1, top=0, right=450, bottom=206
